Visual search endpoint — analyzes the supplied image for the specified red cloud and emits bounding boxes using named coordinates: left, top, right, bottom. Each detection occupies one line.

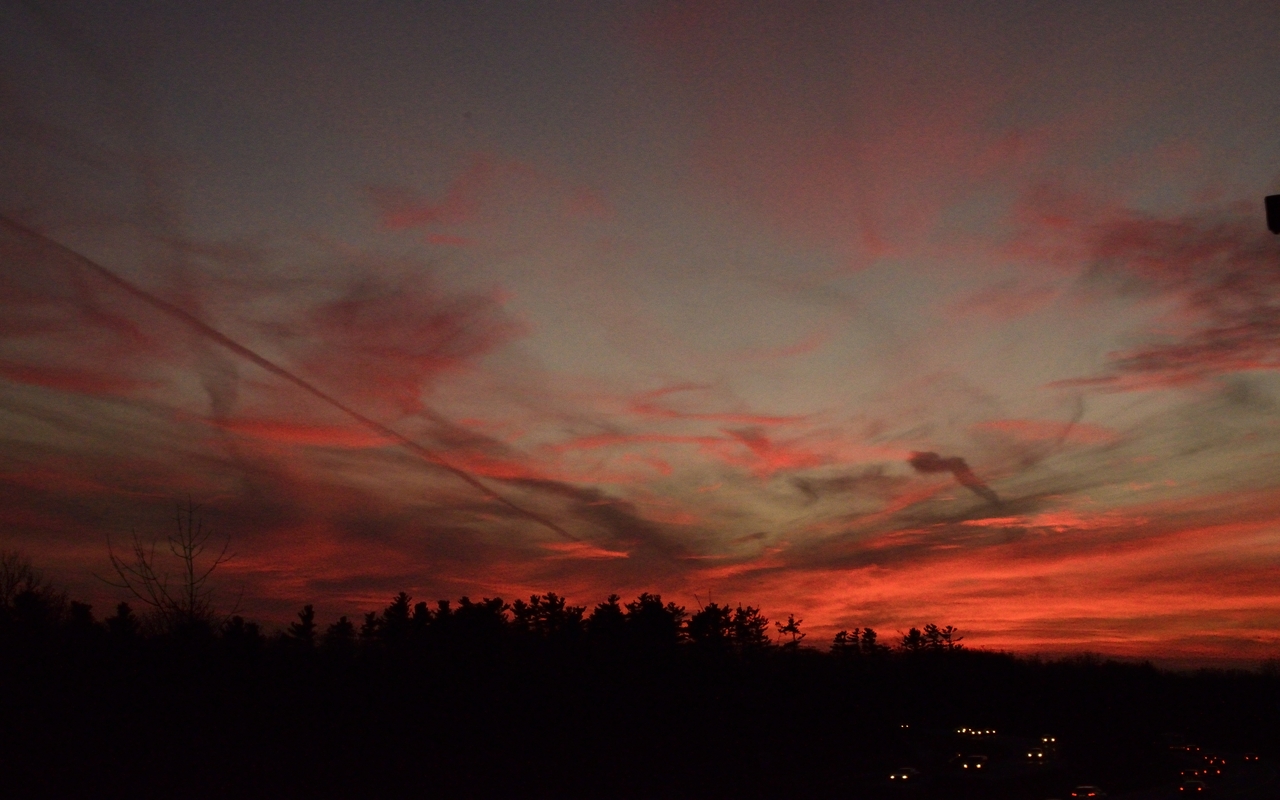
left=209, top=417, right=392, bottom=449
left=294, top=274, right=523, bottom=416
left=723, top=428, right=824, bottom=477
left=541, top=541, right=629, bottom=560
left=680, top=489, right=1280, bottom=662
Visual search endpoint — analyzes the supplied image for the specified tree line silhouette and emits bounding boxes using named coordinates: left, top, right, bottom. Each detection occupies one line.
left=3, top=546, right=1279, bottom=799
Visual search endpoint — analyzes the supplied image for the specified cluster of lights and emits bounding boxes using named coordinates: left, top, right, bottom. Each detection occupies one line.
left=955, top=727, right=996, bottom=736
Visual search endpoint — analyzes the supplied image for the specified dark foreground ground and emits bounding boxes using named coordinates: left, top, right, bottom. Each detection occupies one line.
left=3, top=593, right=1278, bottom=798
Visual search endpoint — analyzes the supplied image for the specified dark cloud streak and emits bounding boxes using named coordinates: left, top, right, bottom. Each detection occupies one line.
left=908, top=451, right=1000, bottom=505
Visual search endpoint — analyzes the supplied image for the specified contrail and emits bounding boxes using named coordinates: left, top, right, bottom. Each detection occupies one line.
left=0, top=215, right=578, bottom=541
left=908, top=451, right=1000, bottom=506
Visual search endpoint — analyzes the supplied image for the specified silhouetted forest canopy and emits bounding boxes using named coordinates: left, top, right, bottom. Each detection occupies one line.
left=2, top=547, right=1278, bottom=799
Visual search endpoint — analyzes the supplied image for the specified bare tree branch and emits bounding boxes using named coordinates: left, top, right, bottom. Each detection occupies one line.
left=100, top=499, right=235, bottom=631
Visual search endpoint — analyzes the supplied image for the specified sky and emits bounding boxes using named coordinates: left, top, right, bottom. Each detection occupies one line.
left=2, top=1, right=1279, bottom=665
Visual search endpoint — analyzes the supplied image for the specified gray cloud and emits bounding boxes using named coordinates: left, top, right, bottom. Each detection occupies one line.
left=908, top=451, right=999, bottom=505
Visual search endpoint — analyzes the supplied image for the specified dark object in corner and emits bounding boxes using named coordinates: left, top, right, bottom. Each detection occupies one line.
left=1267, top=194, right=1280, bottom=234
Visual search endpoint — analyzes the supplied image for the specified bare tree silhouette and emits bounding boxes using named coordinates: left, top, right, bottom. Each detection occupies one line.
left=103, top=500, right=235, bottom=632
left=2, top=550, right=46, bottom=606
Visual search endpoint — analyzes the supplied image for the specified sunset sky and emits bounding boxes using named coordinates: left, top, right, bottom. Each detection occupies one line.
left=2, top=1, right=1279, bottom=664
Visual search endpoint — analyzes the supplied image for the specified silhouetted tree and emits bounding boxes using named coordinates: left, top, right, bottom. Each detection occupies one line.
left=104, top=501, right=234, bottom=633
left=859, top=627, right=885, bottom=655
left=939, top=624, right=963, bottom=650
left=452, top=596, right=509, bottom=642
left=105, top=602, right=140, bottom=641
left=9, top=569, right=1276, bottom=800
left=222, top=615, right=264, bottom=653
left=381, top=592, right=413, bottom=645
left=586, top=594, right=626, bottom=644
left=688, top=602, right=733, bottom=646
left=776, top=613, right=806, bottom=648
left=624, top=593, right=686, bottom=648
left=9, top=587, right=65, bottom=639
left=923, top=623, right=943, bottom=650
left=900, top=627, right=926, bottom=652
left=730, top=605, right=771, bottom=650
left=0, top=549, right=53, bottom=609
left=323, top=615, right=356, bottom=651
left=831, top=629, right=858, bottom=654
left=511, top=592, right=585, bottom=641
left=359, top=611, right=381, bottom=643
left=288, top=604, right=317, bottom=647
left=65, top=600, right=97, bottom=641
left=412, top=601, right=431, bottom=637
